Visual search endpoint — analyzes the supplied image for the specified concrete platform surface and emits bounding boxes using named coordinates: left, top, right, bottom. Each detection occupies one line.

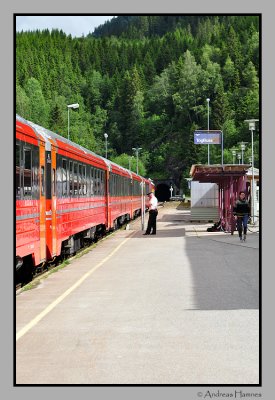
left=16, top=205, right=260, bottom=384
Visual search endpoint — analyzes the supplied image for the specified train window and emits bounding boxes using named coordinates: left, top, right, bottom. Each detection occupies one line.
left=32, top=147, right=39, bottom=199
left=83, top=165, right=87, bottom=196
left=109, top=173, right=113, bottom=196
left=79, top=164, right=83, bottom=196
left=69, top=161, right=73, bottom=196
left=113, top=173, right=116, bottom=196
left=114, top=174, right=117, bottom=196
left=128, top=178, right=131, bottom=196
left=110, top=174, right=113, bottom=196
left=73, top=163, right=78, bottom=196
left=16, top=143, right=21, bottom=199
left=41, top=166, right=45, bottom=196
left=97, top=170, right=101, bottom=196
left=90, top=167, right=94, bottom=196
left=98, top=169, right=101, bottom=196
left=86, top=165, right=90, bottom=196
left=99, top=170, right=102, bottom=196
left=56, top=162, right=62, bottom=197
left=52, top=168, right=56, bottom=196
left=102, top=171, right=105, bottom=195
left=62, top=159, right=67, bottom=197
left=95, top=169, right=99, bottom=196
left=23, top=148, right=32, bottom=198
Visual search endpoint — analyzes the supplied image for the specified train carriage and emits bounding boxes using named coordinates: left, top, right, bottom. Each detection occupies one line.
left=16, top=115, right=155, bottom=278
left=27, top=120, right=109, bottom=258
left=16, top=116, right=46, bottom=271
left=107, top=162, right=133, bottom=229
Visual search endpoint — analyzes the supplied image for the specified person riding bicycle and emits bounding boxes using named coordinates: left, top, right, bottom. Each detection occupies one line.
left=233, top=191, right=250, bottom=242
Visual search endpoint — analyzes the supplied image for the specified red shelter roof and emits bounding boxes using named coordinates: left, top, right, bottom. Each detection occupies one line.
left=190, top=164, right=250, bottom=182
left=190, top=164, right=251, bottom=234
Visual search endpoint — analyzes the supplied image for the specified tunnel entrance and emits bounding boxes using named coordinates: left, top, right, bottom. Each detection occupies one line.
left=155, top=183, right=171, bottom=202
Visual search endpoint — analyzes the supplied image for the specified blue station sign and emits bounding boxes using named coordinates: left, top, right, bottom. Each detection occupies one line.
left=194, top=130, right=222, bottom=145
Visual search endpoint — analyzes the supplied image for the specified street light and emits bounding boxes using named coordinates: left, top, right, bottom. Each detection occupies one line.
left=244, top=119, right=259, bottom=223
left=132, top=147, right=142, bottom=175
left=104, top=133, right=108, bottom=158
left=206, top=98, right=210, bottom=165
left=240, top=142, right=248, bottom=164
left=237, top=153, right=241, bottom=164
left=232, top=149, right=237, bottom=164
left=67, top=103, right=79, bottom=140
left=129, top=155, right=134, bottom=171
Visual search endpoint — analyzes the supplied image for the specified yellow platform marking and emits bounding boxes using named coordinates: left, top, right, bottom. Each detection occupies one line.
left=16, top=233, right=135, bottom=341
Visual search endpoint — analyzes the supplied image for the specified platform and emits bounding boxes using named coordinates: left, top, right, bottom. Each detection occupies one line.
left=16, top=204, right=260, bottom=384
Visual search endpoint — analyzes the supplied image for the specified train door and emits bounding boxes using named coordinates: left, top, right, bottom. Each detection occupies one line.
left=106, top=169, right=111, bottom=229
left=50, top=144, right=57, bottom=256
left=39, top=141, right=46, bottom=262
left=130, top=174, right=133, bottom=219
left=45, top=142, right=57, bottom=259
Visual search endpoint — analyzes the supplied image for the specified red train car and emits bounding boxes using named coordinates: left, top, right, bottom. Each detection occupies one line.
left=16, top=116, right=46, bottom=272
left=16, top=115, right=155, bottom=276
left=26, top=119, right=109, bottom=258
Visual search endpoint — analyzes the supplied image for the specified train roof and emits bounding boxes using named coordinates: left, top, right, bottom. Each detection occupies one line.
left=16, top=114, right=45, bottom=144
left=16, top=115, right=153, bottom=182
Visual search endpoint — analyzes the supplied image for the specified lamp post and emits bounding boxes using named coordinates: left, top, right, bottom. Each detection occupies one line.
left=232, top=149, right=236, bottom=164
left=206, top=98, right=210, bottom=165
left=129, top=156, right=134, bottom=171
left=170, top=185, right=173, bottom=199
left=237, top=153, right=241, bottom=164
left=240, top=142, right=247, bottom=164
left=132, top=147, right=142, bottom=175
left=104, top=133, right=108, bottom=159
left=244, top=119, right=259, bottom=224
left=67, top=103, right=79, bottom=140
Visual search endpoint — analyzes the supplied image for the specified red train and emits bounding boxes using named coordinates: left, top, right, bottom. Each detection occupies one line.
left=16, top=115, right=154, bottom=275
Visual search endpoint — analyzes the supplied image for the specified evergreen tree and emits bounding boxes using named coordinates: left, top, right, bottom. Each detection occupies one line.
left=16, top=16, right=259, bottom=192
left=24, top=77, right=49, bottom=126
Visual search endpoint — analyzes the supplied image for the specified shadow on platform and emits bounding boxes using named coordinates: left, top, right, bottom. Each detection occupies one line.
left=184, top=235, right=259, bottom=310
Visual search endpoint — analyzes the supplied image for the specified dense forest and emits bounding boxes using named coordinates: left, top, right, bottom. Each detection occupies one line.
left=16, top=15, right=260, bottom=190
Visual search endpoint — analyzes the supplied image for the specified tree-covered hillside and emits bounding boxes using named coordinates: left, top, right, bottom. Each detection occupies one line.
left=16, top=15, right=260, bottom=188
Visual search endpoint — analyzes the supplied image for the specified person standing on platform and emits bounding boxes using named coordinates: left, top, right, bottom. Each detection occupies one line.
left=233, top=191, right=250, bottom=242
left=143, top=192, right=158, bottom=235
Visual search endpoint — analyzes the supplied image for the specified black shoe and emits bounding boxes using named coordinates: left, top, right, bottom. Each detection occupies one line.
left=143, top=233, right=150, bottom=235
left=151, top=233, right=156, bottom=235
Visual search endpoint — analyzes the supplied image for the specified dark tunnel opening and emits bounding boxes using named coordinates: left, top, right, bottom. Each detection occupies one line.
left=155, top=183, right=171, bottom=202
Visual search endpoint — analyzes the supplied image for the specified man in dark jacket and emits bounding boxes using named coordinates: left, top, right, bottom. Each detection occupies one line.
left=233, top=191, right=250, bottom=242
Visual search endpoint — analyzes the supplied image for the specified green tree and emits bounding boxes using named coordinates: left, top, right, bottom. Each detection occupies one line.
left=16, top=83, right=30, bottom=119
left=24, top=77, right=49, bottom=126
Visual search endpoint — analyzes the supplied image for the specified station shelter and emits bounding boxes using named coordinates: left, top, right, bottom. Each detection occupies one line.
left=190, top=164, right=251, bottom=234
